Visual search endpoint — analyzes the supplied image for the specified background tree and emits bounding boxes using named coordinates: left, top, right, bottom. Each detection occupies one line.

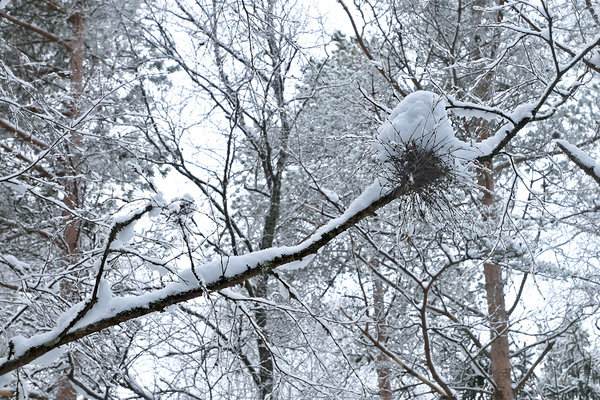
left=323, top=0, right=600, bottom=399
left=0, top=0, right=161, bottom=397
left=538, top=323, right=600, bottom=400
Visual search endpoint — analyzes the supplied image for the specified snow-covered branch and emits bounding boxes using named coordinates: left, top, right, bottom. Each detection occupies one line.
left=446, top=99, right=514, bottom=123
left=0, top=180, right=406, bottom=376
left=555, top=139, right=600, bottom=185
left=448, top=32, right=600, bottom=162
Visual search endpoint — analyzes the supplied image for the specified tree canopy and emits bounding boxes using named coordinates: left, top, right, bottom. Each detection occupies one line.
left=1, top=0, right=599, bottom=399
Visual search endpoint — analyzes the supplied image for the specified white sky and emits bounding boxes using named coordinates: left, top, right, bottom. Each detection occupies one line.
left=306, top=0, right=354, bottom=35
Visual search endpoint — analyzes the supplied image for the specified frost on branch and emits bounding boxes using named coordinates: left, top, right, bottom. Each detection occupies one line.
left=373, top=91, right=471, bottom=220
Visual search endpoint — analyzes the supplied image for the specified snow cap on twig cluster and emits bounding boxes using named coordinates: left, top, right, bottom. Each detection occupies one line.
left=373, top=91, right=471, bottom=223
left=374, top=91, right=464, bottom=188
left=375, top=92, right=457, bottom=160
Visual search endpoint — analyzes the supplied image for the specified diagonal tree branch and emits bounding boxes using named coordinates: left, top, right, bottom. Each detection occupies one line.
left=0, top=12, right=73, bottom=51
left=336, top=0, right=408, bottom=97
left=0, top=181, right=407, bottom=376
left=556, top=140, right=600, bottom=185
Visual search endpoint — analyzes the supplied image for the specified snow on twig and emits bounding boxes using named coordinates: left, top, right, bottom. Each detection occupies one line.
left=451, top=34, right=600, bottom=161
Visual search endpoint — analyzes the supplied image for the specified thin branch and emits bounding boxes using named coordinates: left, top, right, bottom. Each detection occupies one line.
left=0, top=12, right=73, bottom=51
left=476, top=34, right=600, bottom=162
left=513, top=341, right=555, bottom=392
left=507, top=273, right=528, bottom=316
left=361, top=327, right=451, bottom=399
left=555, top=140, right=600, bottom=185
left=37, top=0, right=67, bottom=15
left=336, top=0, right=408, bottom=97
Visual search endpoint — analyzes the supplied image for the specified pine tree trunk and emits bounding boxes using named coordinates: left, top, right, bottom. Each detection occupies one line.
left=57, top=379, right=78, bottom=400
left=470, top=0, right=512, bottom=396
left=479, top=163, right=513, bottom=400
left=373, top=279, right=392, bottom=400
left=57, top=3, right=86, bottom=399
left=483, top=262, right=513, bottom=400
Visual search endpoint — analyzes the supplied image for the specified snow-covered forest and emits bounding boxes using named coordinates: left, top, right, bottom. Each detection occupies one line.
left=1, top=0, right=599, bottom=399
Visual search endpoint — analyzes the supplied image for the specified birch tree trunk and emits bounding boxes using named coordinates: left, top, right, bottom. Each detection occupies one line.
left=373, top=279, right=392, bottom=400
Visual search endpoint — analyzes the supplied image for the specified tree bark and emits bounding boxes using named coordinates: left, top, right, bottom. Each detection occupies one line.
left=373, top=279, right=392, bottom=400
left=254, top=277, right=276, bottom=400
left=479, top=163, right=513, bottom=400
left=483, top=262, right=513, bottom=400
left=56, top=379, right=77, bottom=400
left=253, top=4, right=291, bottom=396
left=472, top=0, right=513, bottom=396
left=57, top=2, right=86, bottom=399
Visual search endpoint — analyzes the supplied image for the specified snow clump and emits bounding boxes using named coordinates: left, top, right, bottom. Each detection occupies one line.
left=373, top=91, right=466, bottom=193
left=373, top=91, right=473, bottom=224
left=374, top=91, right=460, bottom=164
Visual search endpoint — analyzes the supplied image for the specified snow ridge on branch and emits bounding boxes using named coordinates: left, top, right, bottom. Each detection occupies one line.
left=555, top=139, right=600, bottom=185
left=0, top=179, right=407, bottom=376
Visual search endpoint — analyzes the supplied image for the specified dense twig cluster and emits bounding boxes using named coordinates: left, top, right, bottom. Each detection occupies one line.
left=379, top=139, right=460, bottom=224
left=386, top=141, right=449, bottom=192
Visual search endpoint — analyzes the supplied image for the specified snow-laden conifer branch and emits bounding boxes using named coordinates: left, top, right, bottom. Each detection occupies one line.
left=0, top=130, right=69, bottom=183
left=0, top=118, right=50, bottom=150
left=0, top=11, right=73, bottom=51
left=513, top=341, right=556, bottom=392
